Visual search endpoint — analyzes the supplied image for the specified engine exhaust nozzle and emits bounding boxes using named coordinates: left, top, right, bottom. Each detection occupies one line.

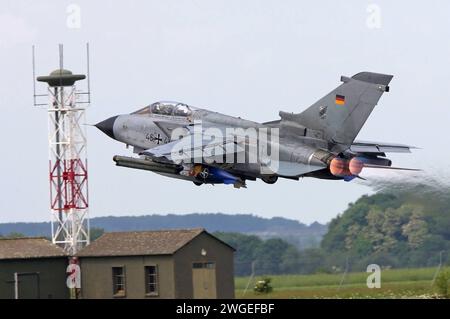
left=329, top=158, right=350, bottom=177
left=349, top=157, right=364, bottom=176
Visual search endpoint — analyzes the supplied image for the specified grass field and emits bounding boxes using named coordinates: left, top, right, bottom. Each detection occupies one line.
left=235, top=267, right=450, bottom=299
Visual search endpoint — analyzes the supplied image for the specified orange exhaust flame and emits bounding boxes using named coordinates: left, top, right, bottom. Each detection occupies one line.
left=329, top=158, right=351, bottom=176
left=329, top=157, right=365, bottom=177
left=349, top=157, right=364, bottom=176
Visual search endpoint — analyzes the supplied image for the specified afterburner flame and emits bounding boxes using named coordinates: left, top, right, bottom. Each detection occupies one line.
left=329, top=157, right=365, bottom=177
left=329, top=158, right=350, bottom=176
left=349, top=157, right=364, bottom=175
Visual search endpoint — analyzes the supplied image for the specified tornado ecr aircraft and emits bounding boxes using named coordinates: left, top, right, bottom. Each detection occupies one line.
left=96, top=72, right=417, bottom=188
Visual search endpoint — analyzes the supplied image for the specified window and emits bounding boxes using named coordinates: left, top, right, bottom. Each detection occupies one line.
left=132, top=106, right=151, bottom=115
left=150, top=102, right=174, bottom=115
left=145, top=265, right=158, bottom=296
left=112, top=267, right=126, bottom=297
left=133, top=101, right=195, bottom=117
left=149, top=101, right=193, bottom=117
left=173, top=104, right=191, bottom=116
left=193, top=262, right=215, bottom=269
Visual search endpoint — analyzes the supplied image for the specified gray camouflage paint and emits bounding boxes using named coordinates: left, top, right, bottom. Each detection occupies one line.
left=96, top=72, right=414, bottom=188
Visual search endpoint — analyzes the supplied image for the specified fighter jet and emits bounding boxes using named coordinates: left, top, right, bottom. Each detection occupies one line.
left=96, top=72, right=417, bottom=188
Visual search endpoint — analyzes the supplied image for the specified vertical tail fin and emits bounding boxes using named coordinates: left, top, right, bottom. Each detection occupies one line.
left=285, top=72, right=393, bottom=150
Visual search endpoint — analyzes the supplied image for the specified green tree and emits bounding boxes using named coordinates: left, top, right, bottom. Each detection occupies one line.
left=255, top=238, right=291, bottom=275
left=280, top=246, right=301, bottom=274
left=401, top=208, right=428, bottom=249
left=298, top=248, right=327, bottom=274
left=318, top=190, right=450, bottom=272
left=214, top=232, right=263, bottom=276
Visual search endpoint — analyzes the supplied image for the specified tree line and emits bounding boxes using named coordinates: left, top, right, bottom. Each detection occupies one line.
left=3, top=186, right=449, bottom=276
left=216, top=190, right=450, bottom=276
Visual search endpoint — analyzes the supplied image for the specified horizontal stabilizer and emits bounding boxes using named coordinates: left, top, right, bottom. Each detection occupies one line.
left=364, top=164, right=421, bottom=171
left=351, top=141, right=417, bottom=154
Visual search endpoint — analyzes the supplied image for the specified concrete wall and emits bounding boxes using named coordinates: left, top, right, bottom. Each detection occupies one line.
left=173, top=233, right=235, bottom=299
left=79, top=255, right=174, bottom=299
left=0, top=258, right=69, bottom=299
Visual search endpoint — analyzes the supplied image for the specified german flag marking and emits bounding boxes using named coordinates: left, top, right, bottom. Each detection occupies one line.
left=335, top=94, right=345, bottom=105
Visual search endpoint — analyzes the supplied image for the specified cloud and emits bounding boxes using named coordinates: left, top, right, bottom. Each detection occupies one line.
left=0, top=12, right=37, bottom=48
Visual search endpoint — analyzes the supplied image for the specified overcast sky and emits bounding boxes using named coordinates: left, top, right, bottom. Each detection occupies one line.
left=0, top=0, right=449, bottom=224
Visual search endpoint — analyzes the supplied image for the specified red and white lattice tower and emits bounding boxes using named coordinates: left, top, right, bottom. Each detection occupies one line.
left=34, top=44, right=91, bottom=254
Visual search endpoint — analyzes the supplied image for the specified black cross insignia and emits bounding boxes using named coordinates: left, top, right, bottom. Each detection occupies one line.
left=155, top=133, right=163, bottom=144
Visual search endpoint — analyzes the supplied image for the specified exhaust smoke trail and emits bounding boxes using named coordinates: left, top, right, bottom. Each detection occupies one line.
left=357, top=164, right=450, bottom=204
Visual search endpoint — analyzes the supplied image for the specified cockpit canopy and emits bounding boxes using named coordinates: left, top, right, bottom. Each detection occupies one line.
left=133, top=101, right=193, bottom=117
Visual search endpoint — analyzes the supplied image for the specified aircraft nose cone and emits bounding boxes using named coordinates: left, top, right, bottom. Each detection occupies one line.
left=95, top=116, right=118, bottom=139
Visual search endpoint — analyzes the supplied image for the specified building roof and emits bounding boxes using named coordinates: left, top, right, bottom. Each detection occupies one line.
left=76, top=228, right=217, bottom=257
left=0, top=237, right=66, bottom=260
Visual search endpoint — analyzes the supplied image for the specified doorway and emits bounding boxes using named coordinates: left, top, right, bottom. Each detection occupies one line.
left=192, top=262, right=217, bottom=299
